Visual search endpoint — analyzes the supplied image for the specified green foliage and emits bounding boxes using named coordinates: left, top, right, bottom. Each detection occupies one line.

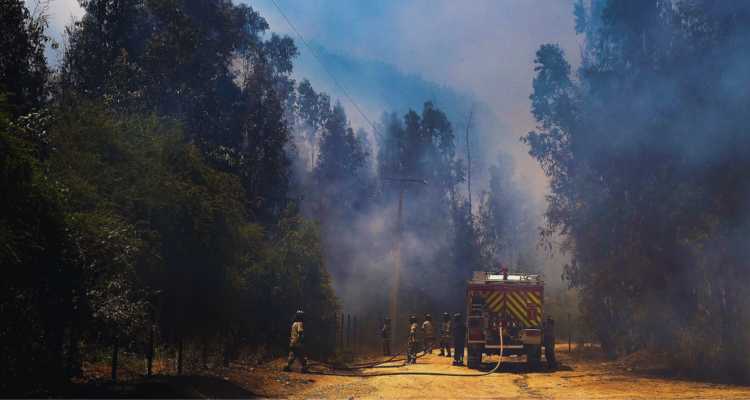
left=48, top=98, right=266, bottom=338
left=1, top=0, right=344, bottom=393
left=62, top=0, right=298, bottom=223
left=0, top=98, right=71, bottom=393
left=249, top=203, right=340, bottom=359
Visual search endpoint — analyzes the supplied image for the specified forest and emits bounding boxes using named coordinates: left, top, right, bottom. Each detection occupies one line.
left=2, top=0, right=750, bottom=395
left=1, top=0, right=542, bottom=394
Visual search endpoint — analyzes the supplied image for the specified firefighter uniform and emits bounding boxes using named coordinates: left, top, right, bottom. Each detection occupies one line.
left=422, top=315, right=436, bottom=354
left=284, top=311, right=308, bottom=373
left=407, top=317, right=421, bottom=364
left=543, top=316, right=557, bottom=368
left=381, top=318, right=392, bottom=355
left=439, top=313, right=452, bottom=357
left=453, top=313, right=466, bottom=366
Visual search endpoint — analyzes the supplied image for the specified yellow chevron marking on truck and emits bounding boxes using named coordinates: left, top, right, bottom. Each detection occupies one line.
left=507, top=292, right=527, bottom=316
left=489, top=293, right=504, bottom=311
left=527, top=291, right=540, bottom=304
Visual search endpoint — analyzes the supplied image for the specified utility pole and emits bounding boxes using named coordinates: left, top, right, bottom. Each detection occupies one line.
left=380, top=177, right=428, bottom=347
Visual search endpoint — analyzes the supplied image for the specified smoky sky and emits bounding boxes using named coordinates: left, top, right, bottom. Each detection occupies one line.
left=246, top=0, right=583, bottom=198
left=31, top=0, right=583, bottom=198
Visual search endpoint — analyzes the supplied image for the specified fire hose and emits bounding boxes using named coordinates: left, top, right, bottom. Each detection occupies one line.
left=308, top=330, right=450, bottom=371
left=307, top=340, right=410, bottom=371
left=308, top=333, right=505, bottom=377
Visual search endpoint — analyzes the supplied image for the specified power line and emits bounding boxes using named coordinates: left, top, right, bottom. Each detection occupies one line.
left=270, top=0, right=387, bottom=143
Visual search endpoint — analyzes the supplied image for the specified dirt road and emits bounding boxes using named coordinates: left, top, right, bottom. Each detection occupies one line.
left=68, top=346, right=750, bottom=398
left=257, top=348, right=750, bottom=399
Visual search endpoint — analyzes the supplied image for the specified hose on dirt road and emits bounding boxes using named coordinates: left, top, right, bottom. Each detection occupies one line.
left=309, top=333, right=504, bottom=377
left=307, top=331, right=449, bottom=371
left=306, top=340, right=411, bottom=371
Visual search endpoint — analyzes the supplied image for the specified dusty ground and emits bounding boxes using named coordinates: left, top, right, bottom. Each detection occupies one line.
left=66, top=345, right=750, bottom=399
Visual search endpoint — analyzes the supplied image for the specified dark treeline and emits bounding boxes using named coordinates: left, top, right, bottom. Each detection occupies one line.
left=526, top=0, right=750, bottom=379
left=1, top=0, right=339, bottom=394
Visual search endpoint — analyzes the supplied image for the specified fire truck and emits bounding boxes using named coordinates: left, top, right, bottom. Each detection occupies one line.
left=465, top=267, right=545, bottom=370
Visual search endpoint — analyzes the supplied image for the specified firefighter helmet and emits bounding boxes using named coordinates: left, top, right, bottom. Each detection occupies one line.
left=294, top=310, right=305, bottom=322
left=454, top=313, right=462, bottom=322
left=547, top=316, right=555, bottom=325
left=425, top=314, right=432, bottom=321
left=409, top=316, right=417, bottom=324
left=443, top=312, right=449, bottom=322
left=384, top=317, right=390, bottom=323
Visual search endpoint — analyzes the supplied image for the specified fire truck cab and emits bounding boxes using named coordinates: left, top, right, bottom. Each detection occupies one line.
left=465, top=268, right=545, bottom=370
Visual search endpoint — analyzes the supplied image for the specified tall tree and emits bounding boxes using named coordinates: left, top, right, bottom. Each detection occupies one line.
left=61, top=0, right=299, bottom=223
left=295, top=78, right=332, bottom=170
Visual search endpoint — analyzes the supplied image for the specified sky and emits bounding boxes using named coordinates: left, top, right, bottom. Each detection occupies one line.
left=30, top=0, right=582, bottom=198
left=246, top=0, right=583, bottom=198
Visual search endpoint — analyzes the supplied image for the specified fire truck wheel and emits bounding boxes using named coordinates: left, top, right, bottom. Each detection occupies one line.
left=466, top=346, right=482, bottom=369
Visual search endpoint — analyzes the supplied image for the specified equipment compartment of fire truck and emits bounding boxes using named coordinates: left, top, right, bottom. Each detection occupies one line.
left=465, top=267, right=545, bottom=370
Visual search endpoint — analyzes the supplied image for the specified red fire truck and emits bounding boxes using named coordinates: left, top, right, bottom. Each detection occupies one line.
left=465, top=267, right=545, bottom=370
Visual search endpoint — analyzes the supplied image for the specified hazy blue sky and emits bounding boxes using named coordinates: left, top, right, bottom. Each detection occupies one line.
left=30, top=0, right=582, bottom=197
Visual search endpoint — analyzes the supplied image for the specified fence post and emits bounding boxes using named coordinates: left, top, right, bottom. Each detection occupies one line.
left=333, top=319, right=336, bottom=347
left=568, top=313, right=571, bottom=352
left=354, top=315, right=357, bottom=350
left=111, top=335, right=119, bottom=383
left=147, top=321, right=154, bottom=377
left=347, top=314, right=351, bottom=348
left=341, top=314, right=344, bottom=348
left=178, top=336, right=183, bottom=375
left=224, top=336, right=230, bottom=368
left=202, top=337, right=208, bottom=370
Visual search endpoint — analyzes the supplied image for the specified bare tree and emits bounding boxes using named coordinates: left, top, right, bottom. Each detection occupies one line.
left=463, top=105, right=475, bottom=209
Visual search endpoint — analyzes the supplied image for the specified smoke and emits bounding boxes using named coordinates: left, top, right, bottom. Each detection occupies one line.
left=287, top=76, right=567, bottom=331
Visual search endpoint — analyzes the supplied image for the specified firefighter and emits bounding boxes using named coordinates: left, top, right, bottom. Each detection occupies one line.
left=543, top=316, right=558, bottom=368
left=422, top=314, right=436, bottom=354
left=407, top=316, right=421, bottom=364
left=439, top=312, right=452, bottom=357
left=453, top=313, right=466, bottom=366
left=381, top=317, right=392, bottom=355
left=283, top=311, right=308, bottom=373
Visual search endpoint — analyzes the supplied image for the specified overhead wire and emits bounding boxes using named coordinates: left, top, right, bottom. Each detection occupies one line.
left=269, top=0, right=387, bottom=143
